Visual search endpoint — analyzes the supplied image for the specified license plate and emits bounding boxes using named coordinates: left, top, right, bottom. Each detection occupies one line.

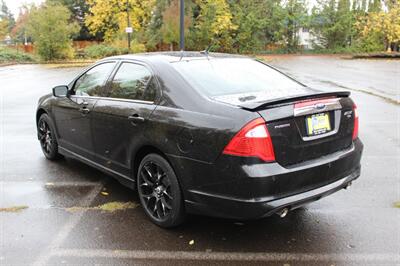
left=306, top=113, right=331, bottom=136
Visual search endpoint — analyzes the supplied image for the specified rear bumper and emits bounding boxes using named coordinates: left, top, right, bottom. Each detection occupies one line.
left=186, top=167, right=359, bottom=219
left=171, top=139, right=363, bottom=220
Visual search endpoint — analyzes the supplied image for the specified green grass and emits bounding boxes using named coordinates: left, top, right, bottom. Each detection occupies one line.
left=0, top=47, right=36, bottom=64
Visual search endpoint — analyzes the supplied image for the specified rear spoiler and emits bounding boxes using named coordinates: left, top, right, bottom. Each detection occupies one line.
left=238, top=91, right=351, bottom=111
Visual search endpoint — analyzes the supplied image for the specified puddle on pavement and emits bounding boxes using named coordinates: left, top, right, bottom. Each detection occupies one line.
left=2, top=182, right=96, bottom=208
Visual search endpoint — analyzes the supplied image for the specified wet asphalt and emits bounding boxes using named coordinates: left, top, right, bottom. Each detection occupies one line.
left=0, top=56, right=399, bottom=266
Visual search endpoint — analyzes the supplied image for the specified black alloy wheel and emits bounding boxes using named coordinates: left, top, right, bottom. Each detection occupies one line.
left=38, top=114, right=61, bottom=160
left=137, top=154, right=185, bottom=227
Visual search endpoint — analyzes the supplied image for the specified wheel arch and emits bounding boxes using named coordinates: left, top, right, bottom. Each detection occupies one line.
left=36, top=108, right=48, bottom=125
left=132, top=145, right=171, bottom=182
left=36, top=108, right=61, bottom=142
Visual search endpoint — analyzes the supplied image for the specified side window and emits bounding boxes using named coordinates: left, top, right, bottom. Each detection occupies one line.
left=109, top=63, right=153, bottom=101
left=74, top=62, right=116, bottom=97
left=143, top=77, right=158, bottom=102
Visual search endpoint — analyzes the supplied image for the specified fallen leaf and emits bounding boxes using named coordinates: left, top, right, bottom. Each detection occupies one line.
left=101, top=191, right=109, bottom=196
left=0, top=206, right=28, bottom=212
left=96, top=201, right=138, bottom=212
left=65, top=206, right=86, bottom=213
left=66, top=201, right=138, bottom=213
left=189, top=240, right=195, bottom=245
left=393, top=201, right=400, bottom=208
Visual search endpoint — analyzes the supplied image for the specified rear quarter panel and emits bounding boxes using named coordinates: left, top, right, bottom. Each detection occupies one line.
left=148, top=105, right=257, bottom=163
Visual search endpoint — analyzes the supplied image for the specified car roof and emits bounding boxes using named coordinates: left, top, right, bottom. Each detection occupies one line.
left=102, top=51, right=247, bottom=64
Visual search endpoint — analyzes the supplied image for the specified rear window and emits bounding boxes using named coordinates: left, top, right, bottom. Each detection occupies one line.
left=172, top=58, right=310, bottom=105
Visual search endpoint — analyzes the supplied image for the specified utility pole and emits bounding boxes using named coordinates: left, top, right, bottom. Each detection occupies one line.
left=126, top=0, right=131, bottom=53
left=179, top=0, right=184, bottom=51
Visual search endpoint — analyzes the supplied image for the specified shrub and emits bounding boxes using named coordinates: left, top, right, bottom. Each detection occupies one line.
left=110, top=39, right=147, bottom=54
left=131, top=41, right=146, bottom=53
left=84, top=44, right=121, bottom=59
left=84, top=42, right=147, bottom=59
left=0, top=47, right=36, bottom=63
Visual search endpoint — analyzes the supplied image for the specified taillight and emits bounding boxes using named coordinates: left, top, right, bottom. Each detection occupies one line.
left=223, top=118, right=275, bottom=162
left=352, top=104, right=359, bottom=140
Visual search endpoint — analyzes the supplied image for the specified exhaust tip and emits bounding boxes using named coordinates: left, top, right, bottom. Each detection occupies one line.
left=345, top=182, right=352, bottom=190
left=277, top=208, right=289, bottom=218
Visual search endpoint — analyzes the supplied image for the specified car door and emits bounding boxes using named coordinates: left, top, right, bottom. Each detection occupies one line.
left=52, top=61, right=117, bottom=160
left=91, top=61, right=159, bottom=177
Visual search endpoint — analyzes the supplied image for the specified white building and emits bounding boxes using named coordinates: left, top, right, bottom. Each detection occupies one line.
left=298, top=27, right=320, bottom=50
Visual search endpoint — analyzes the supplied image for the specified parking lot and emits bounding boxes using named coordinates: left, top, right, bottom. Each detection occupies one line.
left=1, top=55, right=399, bottom=265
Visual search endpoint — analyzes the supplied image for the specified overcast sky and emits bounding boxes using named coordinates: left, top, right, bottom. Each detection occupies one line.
left=4, top=0, right=44, bottom=17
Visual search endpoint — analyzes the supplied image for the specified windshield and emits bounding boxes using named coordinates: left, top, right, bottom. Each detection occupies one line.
left=172, top=58, right=310, bottom=105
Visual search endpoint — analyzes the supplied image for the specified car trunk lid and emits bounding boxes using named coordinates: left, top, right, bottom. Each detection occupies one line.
left=241, top=91, right=354, bottom=166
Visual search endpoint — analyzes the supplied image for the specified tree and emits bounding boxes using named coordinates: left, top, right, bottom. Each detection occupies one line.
left=0, top=0, right=15, bottom=39
left=0, top=18, right=7, bottom=40
left=368, top=0, right=382, bottom=12
left=310, top=0, right=354, bottom=49
left=144, top=0, right=168, bottom=49
left=27, top=3, right=79, bottom=60
left=85, top=0, right=155, bottom=42
left=190, top=0, right=237, bottom=51
left=159, top=0, right=191, bottom=50
left=47, top=0, right=101, bottom=40
left=357, top=1, right=400, bottom=51
left=10, top=6, right=31, bottom=43
left=283, top=0, right=308, bottom=51
left=230, top=0, right=285, bottom=53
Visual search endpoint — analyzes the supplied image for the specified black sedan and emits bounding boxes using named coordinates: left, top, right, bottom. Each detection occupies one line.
left=36, top=52, right=363, bottom=227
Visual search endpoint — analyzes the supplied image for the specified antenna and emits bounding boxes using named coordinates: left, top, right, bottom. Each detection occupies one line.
left=179, top=50, right=185, bottom=61
left=200, top=44, right=213, bottom=59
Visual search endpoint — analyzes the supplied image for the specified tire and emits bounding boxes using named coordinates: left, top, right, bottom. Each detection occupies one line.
left=37, top=113, right=62, bottom=161
left=137, top=153, right=186, bottom=228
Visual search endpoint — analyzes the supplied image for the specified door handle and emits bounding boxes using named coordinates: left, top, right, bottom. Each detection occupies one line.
left=128, top=114, right=145, bottom=123
left=80, top=107, right=90, bottom=114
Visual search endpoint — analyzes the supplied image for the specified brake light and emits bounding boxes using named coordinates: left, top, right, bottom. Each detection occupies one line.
left=294, top=97, right=337, bottom=109
left=223, top=118, right=275, bottom=162
left=352, top=104, right=359, bottom=140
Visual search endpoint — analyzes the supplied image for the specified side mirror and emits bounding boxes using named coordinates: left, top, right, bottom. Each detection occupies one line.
left=52, top=85, right=69, bottom=97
